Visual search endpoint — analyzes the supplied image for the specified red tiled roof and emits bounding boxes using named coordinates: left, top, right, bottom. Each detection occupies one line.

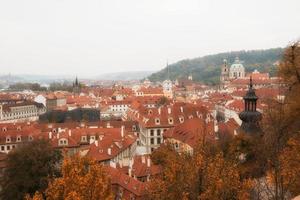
left=164, top=118, right=215, bottom=148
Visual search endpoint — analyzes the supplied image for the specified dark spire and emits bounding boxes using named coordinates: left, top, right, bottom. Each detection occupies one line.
left=75, top=76, right=79, bottom=86
left=239, top=77, right=262, bottom=134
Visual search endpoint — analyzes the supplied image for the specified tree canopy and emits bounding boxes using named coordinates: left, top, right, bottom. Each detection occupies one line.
left=0, top=139, right=61, bottom=200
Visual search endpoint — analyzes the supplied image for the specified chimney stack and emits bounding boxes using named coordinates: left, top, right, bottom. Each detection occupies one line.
left=48, top=132, right=52, bottom=139
left=141, top=155, right=146, bottom=164
left=180, top=106, right=183, bottom=113
left=147, top=157, right=151, bottom=167
left=68, top=129, right=72, bottom=137
left=121, top=126, right=125, bottom=137
left=214, top=120, right=218, bottom=133
left=108, top=148, right=111, bottom=155
left=95, top=140, right=98, bottom=147
left=158, top=107, right=161, bottom=115
left=167, top=107, right=171, bottom=114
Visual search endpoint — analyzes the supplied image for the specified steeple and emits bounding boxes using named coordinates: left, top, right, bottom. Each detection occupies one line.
left=73, top=76, right=80, bottom=95
left=239, top=76, right=262, bottom=134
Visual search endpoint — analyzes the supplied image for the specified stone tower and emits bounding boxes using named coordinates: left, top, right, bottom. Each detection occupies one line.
left=239, top=77, right=262, bottom=134
left=220, top=59, right=229, bottom=89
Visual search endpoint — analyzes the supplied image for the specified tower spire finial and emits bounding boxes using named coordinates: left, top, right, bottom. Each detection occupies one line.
left=250, top=76, right=253, bottom=89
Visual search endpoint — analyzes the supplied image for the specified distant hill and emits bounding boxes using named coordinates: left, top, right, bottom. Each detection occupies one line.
left=148, top=48, right=284, bottom=85
left=95, top=71, right=154, bottom=81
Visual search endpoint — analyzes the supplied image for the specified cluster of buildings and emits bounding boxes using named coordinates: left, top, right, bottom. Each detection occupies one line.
left=0, top=58, right=284, bottom=199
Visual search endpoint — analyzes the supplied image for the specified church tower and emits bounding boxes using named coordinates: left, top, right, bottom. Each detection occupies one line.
left=163, top=61, right=173, bottom=98
left=73, top=76, right=81, bottom=95
left=220, top=59, right=229, bottom=88
left=239, top=77, right=262, bottom=134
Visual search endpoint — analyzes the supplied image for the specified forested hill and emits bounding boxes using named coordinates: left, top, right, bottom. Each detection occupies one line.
left=148, top=48, right=284, bottom=85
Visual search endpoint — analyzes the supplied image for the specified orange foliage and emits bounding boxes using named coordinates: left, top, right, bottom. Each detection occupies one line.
left=45, top=154, right=113, bottom=200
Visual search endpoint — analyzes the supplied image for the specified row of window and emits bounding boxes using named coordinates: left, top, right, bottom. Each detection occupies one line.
left=150, top=137, right=162, bottom=145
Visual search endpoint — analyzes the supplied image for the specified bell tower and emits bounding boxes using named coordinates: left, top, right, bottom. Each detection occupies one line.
left=220, top=59, right=229, bottom=89
left=239, top=77, right=262, bottom=134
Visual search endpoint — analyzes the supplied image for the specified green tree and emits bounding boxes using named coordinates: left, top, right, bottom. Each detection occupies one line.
left=0, top=139, right=62, bottom=200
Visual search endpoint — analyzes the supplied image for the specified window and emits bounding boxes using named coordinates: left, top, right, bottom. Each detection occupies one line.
left=81, top=136, right=87, bottom=142
left=150, top=130, right=154, bottom=136
left=7, top=146, right=10, bottom=151
left=1, top=146, right=4, bottom=151
left=157, top=129, right=161, bottom=136
left=28, top=135, right=33, bottom=141
left=6, top=137, right=11, bottom=143
left=150, top=138, right=154, bottom=145
left=16, top=136, right=21, bottom=142
left=155, top=118, right=160, bottom=125
left=168, top=117, right=173, bottom=124
left=157, top=137, right=161, bottom=144
left=90, top=136, right=96, bottom=141
left=151, top=148, right=154, bottom=153
left=59, top=139, right=68, bottom=146
left=179, top=117, right=184, bottom=123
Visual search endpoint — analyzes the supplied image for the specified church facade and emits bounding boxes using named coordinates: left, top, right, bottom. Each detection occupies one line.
left=220, top=57, right=246, bottom=88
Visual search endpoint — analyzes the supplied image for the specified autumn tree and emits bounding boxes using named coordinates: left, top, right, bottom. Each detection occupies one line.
left=278, top=134, right=300, bottom=197
left=253, top=41, right=300, bottom=200
left=0, top=139, right=61, bottom=200
left=148, top=142, right=252, bottom=200
left=44, top=154, right=113, bottom=200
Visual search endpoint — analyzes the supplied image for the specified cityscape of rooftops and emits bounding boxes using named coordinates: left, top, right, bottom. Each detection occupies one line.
left=0, top=0, right=299, bottom=199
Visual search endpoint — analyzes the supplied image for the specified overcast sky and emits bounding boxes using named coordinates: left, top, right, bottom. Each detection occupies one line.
left=0, top=0, right=299, bottom=77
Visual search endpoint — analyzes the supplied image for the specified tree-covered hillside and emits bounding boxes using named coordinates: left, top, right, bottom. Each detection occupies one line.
left=148, top=48, right=284, bottom=84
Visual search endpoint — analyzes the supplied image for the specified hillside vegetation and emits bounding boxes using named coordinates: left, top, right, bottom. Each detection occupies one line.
left=148, top=48, right=284, bottom=84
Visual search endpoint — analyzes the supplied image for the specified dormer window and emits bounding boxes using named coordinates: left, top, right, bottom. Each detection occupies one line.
left=6, top=136, right=11, bottom=143
left=148, top=110, right=153, bottom=115
left=168, top=117, right=174, bottom=125
left=155, top=118, right=160, bottom=125
left=59, top=138, right=68, bottom=146
left=2, top=127, right=7, bottom=132
left=17, top=126, right=21, bottom=131
left=81, top=136, right=87, bottom=142
left=16, top=136, right=22, bottom=142
left=90, top=136, right=96, bottom=142
left=189, top=115, right=193, bottom=119
left=179, top=116, right=184, bottom=123
left=132, top=125, right=136, bottom=131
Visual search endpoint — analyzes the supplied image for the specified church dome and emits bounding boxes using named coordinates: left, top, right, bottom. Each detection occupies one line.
left=230, top=57, right=244, bottom=71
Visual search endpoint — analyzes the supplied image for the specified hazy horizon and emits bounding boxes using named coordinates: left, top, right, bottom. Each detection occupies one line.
left=1, top=0, right=299, bottom=76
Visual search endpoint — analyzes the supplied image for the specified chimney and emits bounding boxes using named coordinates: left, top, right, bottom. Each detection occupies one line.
left=48, top=132, right=52, bottom=139
left=95, top=140, right=98, bottom=147
left=121, top=126, right=125, bottom=137
left=214, top=120, right=218, bottom=133
left=147, top=157, right=151, bottom=167
left=158, top=107, right=161, bottom=115
left=128, top=167, right=132, bottom=177
left=141, top=155, right=146, bottom=164
left=106, top=122, right=110, bottom=128
left=108, top=148, right=111, bottom=155
left=56, top=133, right=59, bottom=139
left=167, top=107, right=171, bottom=114
left=180, top=106, right=183, bottom=113
left=68, top=129, right=72, bottom=137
